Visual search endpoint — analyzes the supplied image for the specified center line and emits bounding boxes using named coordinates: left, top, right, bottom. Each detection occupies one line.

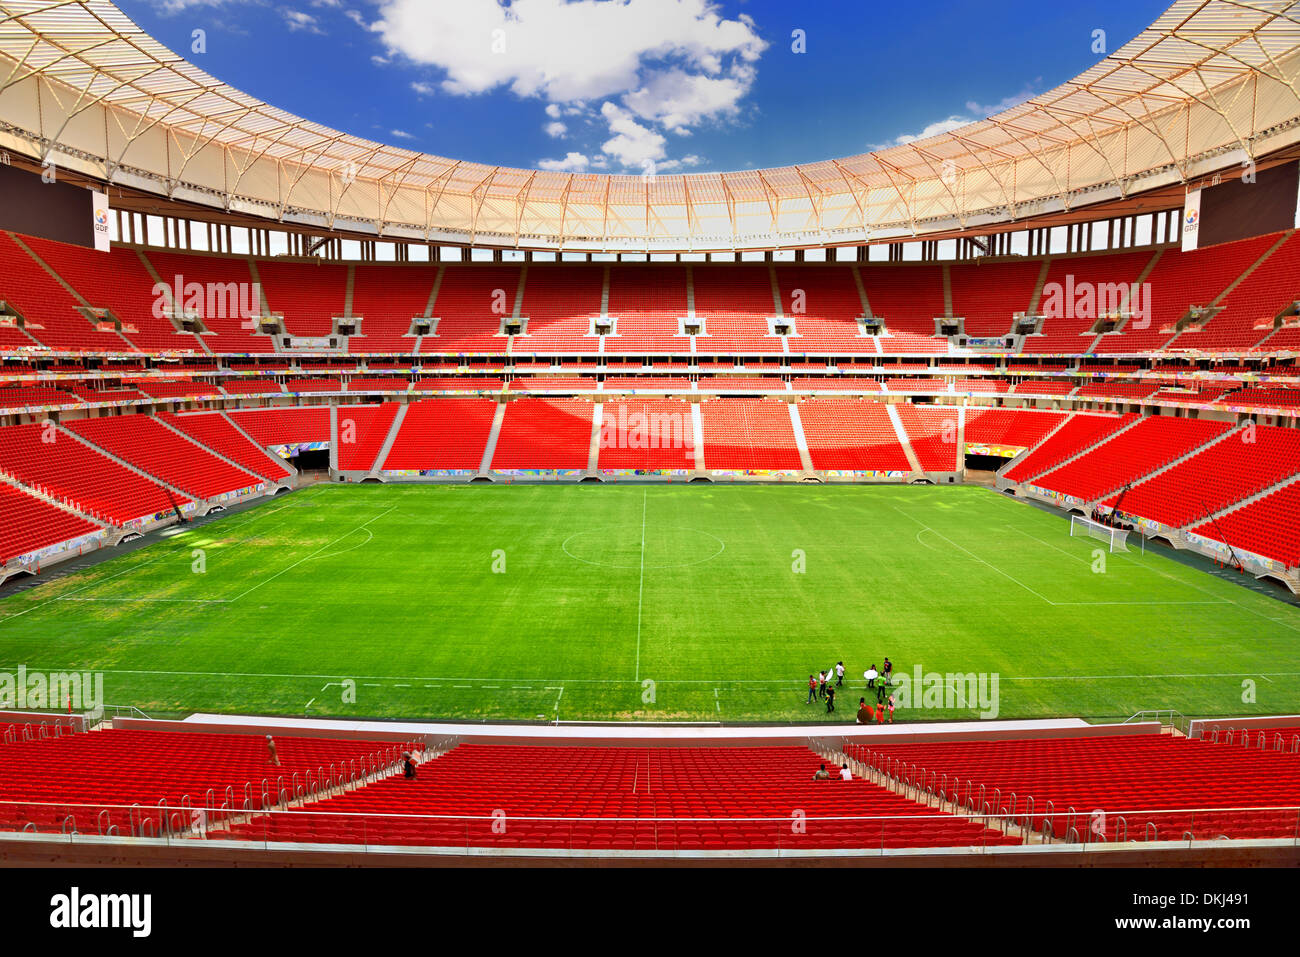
left=634, top=485, right=647, bottom=681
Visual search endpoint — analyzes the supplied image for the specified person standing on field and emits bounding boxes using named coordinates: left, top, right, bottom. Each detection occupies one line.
left=806, top=675, right=817, bottom=705
left=835, top=661, right=845, bottom=687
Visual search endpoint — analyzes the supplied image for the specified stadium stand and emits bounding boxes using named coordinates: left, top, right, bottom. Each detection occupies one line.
left=232, top=743, right=1020, bottom=850
left=0, top=483, right=100, bottom=564
left=491, top=398, right=592, bottom=470
left=65, top=417, right=263, bottom=499
left=228, top=407, right=330, bottom=446
left=381, top=399, right=497, bottom=471
left=1191, top=482, right=1300, bottom=569
left=0, top=421, right=189, bottom=523
left=1034, top=416, right=1230, bottom=503
left=0, top=728, right=408, bottom=836
left=894, top=405, right=960, bottom=471
left=699, top=399, right=802, bottom=470
left=852, top=732, right=1300, bottom=841
left=159, top=412, right=293, bottom=480
left=798, top=399, right=911, bottom=472
left=1002, top=413, right=1132, bottom=483
left=335, top=404, right=399, bottom=471
left=597, top=398, right=697, bottom=471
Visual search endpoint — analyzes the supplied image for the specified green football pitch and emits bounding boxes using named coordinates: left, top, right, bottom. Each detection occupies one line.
left=1, top=482, right=1297, bottom=724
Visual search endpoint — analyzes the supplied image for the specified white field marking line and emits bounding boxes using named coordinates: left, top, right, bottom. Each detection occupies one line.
left=53, top=512, right=389, bottom=606
left=886, top=504, right=1056, bottom=605
left=226, top=505, right=396, bottom=604
left=714, top=687, right=721, bottom=713
left=0, top=557, right=167, bottom=624
left=549, top=685, right=564, bottom=716
left=3, top=495, right=321, bottom=617
left=1106, top=531, right=1300, bottom=633
left=13, top=663, right=1300, bottom=685
left=634, top=485, right=647, bottom=681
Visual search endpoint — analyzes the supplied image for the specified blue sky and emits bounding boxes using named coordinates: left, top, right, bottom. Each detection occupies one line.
left=119, top=0, right=1172, bottom=174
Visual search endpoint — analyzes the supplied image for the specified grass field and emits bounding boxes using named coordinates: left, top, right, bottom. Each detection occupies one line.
left=1, top=482, right=1298, bottom=724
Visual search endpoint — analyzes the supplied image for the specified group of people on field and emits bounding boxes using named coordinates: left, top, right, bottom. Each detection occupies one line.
left=805, top=657, right=894, bottom=723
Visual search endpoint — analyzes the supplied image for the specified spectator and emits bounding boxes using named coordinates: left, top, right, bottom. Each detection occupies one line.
left=403, top=752, right=417, bottom=779
left=856, top=698, right=874, bottom=725
left=839, top=763, right=852, bottom=781
left=265, top=734, right=280, bottom=767
left=812, top=763, right=831, bottom=781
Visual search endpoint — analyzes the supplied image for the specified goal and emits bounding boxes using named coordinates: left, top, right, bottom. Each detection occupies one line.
left=1070, top=514, right=1131, bottom=552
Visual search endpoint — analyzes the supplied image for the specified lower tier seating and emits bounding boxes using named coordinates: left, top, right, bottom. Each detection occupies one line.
left=851, top=731, right=1300, bottom=841
left=232, top=744, right=1019, bottom=850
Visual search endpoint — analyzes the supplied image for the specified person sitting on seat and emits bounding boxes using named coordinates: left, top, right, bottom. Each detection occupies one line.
left=812, top=763, right=831, bottom=781
left=839, top=763, right=852, bottom=781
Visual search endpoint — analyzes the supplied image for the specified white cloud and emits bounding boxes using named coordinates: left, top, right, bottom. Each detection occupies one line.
left=537, top=151, right=591, bottom=172
left=871, top=83, right=1042, bottom=150
left=410, top=81, right=436, bottom=96
left=389, top=128, right=416, bottom=140
left=283, top=10, right=325, bottom=33
left=368, top=0, right=764, bottom=170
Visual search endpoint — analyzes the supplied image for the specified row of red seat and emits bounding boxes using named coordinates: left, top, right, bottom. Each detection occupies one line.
left=5, top=230, right=1299, bottom=355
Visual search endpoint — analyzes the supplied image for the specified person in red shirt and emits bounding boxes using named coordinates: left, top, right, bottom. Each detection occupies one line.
left=856, top=698, right=874, bottom=724
left=806, top=675, right=817, bottom=705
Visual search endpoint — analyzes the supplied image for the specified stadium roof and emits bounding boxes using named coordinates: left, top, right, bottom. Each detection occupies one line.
left=1, top=0, right=1299, bottom=252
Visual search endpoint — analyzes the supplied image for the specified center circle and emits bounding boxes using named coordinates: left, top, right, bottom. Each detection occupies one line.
left=561, top=524, right=726, bottom=569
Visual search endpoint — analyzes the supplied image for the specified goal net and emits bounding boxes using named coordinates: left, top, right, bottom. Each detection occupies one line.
left=1069, top=514, right=1130, bottom=552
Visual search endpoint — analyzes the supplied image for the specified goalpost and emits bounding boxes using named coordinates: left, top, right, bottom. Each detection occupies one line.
left=1069, top=514, right=1133, bottom=553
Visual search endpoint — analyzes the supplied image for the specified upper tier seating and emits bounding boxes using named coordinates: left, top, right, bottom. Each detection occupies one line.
left=381, top=399, right=497, bottom=471
left=948, top=260, right=1041, bottom=337
left=348, top=263, right=432, bottom=353
left=604, top=265, right=688, bottom=353
left=597, top=398, right=698, bottom=471
left=1002, top=413, right=1131, bottom=483
left=490, top=398, right=593, bottom=470
left=692, top=266, right=782, bottom=353
left=1026, top=252, right=1152, bottom=354
left=23, top=239, right=204, bottom=353
left=852, top=732, right=1300, bottom=841
left=232, top=744, right=1018, bottom=850
left=860, top=264, right=948, bottom=353
left=1104, top=424, right=1300, bottom=528
left=0, top=233, right=124, bottom=352
left=775, top=266, right=874, bottom=353
left=1034, top=415, right=1229, bottom=502
left=423, top=266, right=520, bottom=354
left=66, top=416, right=263, bottom=499
left=0, top=421, right=188, bottom=523
left=797, top=399, right=911, bottom=471
left=143, top=251, right=276, bottom=353
left=256, top=261, right=347, bottom=338
left=699, top=398, right=803, bottom=470
left=0, top=483, right=100, bottom=564
left=516, top=265, right=602, bottom=353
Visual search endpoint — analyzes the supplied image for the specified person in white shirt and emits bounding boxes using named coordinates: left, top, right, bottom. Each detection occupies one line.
left=864, top=665, right=878, bottom=689
left=835, top=661, right=845, bottom=687
left=839, top=764, right=852, bottom=781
